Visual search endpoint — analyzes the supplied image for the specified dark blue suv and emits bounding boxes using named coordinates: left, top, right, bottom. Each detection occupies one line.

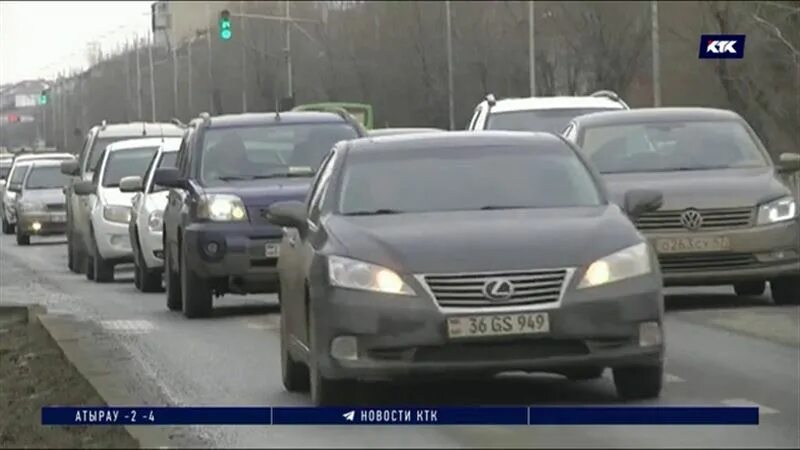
left=154, top=111, right=365, bottom=318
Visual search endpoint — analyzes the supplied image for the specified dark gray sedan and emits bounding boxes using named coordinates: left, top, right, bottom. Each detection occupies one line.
left=267, top=131, right=665, bottom=405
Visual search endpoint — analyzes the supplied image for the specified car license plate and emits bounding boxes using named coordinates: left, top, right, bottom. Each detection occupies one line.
left=264, top=243, right=280, bottom=258
left=447, top=312, right=550, bottom=339
left=654, top=236, right=731, bottom=254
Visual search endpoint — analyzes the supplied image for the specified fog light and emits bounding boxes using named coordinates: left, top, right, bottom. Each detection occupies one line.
left=206, top=242, right=219, bottom=255
left=757, top=249, right=799, bottom=263
left=110, top=235, right=124, bottom=246
left=31, top=222, right=42, bottom=232
left=639, top=321, right=662, bottom=347
left=154, top=250, right=164, bottom=259
left=330, top=336, right=358, bottom=361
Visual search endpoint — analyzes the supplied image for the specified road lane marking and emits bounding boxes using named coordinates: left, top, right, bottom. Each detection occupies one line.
left=664, top=373, right=685, bottom=383
left=721, top=398, right=779, bottom=415
left=99, top=319, right=155, bottom=335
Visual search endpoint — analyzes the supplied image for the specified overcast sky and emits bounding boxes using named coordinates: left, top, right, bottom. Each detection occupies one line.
left=0, top=1, right=152, bottom=85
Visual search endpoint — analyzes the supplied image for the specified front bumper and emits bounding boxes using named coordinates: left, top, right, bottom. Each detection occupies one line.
left=646, top=220, right=800, bottom=286
left=183, top=222, right=283, bottom=293
left=310, top=274, right=664, bottom=381
left=93, top=216, right=133, bottom=262
left=16, top=212, right=67, bottom=235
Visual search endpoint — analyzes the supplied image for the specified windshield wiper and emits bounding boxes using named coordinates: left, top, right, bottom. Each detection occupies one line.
left=252, top=172, right=313, bottom=179
left=218, top=175, right=251, bottom=181
left=479, top=205, right=527, bottom=210
left=345, top=209, right=405, bottom=216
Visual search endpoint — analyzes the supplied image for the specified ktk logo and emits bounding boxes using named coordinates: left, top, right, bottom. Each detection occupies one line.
left=699, top=34, right=746, bottom=59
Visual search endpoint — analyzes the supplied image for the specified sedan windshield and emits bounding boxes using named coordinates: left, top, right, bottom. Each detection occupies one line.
left=487, top=108, right=616, bottom=133
left=338, top=145, right=603, bottom=215
left=25, top=166, right=71, bottom=190
left=102, top=147, right=159, bottom=188
left=200, top=123, right=359, bottom=187
left=577, top=120, right=768, bottom=174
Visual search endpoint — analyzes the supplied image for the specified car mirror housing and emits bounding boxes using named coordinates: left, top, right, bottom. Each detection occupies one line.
left=119, top=176, right=144, bottom=193
left=624, top=189, right=663, bottom=219
left=153, top=168, right=186, bottom=189
left=73, top=180, right=96, bottom=196
left=266, top=201, right=308, bottom=232
left=60, top=160, right=79, bottom=176
left=777, top=152, right=800, bottom=174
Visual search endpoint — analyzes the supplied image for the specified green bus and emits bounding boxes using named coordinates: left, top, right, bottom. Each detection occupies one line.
left=292, top=102, right=374, bottom=130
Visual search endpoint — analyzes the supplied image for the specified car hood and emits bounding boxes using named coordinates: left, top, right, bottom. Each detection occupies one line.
left=203, top=178, right=311, bottom=207
left=99, top=187, right=136, bottom=208
left=20, top=188, right=65, bottom=205
left=327, top=206, right=640, bottom=274
left=602, top=167, right=790, bottom=209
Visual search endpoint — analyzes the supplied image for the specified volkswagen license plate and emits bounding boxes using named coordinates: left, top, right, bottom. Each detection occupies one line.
left=655, top=236, right=731, bottom=254
left=447, top=312, right=550, bottom=339
left=264, top=243, right=280, bottom=258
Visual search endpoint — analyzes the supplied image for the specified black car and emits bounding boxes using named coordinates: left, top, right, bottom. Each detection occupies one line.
left=154, top=111, right=365, bottom=318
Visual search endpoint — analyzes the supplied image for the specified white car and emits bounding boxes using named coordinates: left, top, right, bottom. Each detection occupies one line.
left=2, top=153, right=74, bottom=234
left=466, top=90, right=629, bottom=134
left=120, top=138, right=181, bottom=292
left=72, top=138, right=163, bottom=282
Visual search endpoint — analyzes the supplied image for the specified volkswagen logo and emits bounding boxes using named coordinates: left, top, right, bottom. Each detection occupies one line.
left=482, top=278, right=515, bottom=301
left=680, top=209, right=704, bottom=231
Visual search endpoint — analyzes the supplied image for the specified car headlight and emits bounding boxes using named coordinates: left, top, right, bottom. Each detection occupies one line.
left=578, top=242, right=652, bottom=289
left=328, top=255, right=416, bottom=296
left=103, top=205, right=132, bottom=224
left=20, top=200, right=46, bottom=212
left=148, top=210, right=163, bottom=232
left=757, top=196, right=797, bottom=225
left=196, top=194, right=248, bottom=222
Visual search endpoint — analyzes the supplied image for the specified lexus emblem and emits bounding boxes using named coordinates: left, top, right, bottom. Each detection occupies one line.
left=482, top=278, right=515, bottom=301
left=680, top=209, right=703, bottom=231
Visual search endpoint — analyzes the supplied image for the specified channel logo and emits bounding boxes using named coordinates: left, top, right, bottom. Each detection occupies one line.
left=699, top=34, right=746, bottom=59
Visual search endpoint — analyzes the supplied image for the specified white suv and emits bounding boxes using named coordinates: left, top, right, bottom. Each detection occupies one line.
left=466, top=90, right=629, bottom=134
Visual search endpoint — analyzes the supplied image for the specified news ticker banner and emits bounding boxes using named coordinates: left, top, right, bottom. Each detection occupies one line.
left=41, top=406, right=759, bottom=426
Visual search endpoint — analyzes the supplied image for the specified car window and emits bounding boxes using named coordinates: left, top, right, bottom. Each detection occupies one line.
left=199, top=123, right=358, bottom=187
left=487, top=108, right=617, bottom=133
left=0, top=165, right=11, bottom=179
left=149, top=152, right=178, bottom=193
left=9, top=164, right=30, bottom=186
left=24, top=166, right=71, bottom=190
left=308, top=151, right=337, bottom=221
left=101, top=147, right=159, bottom=188
left=338, top=144, right=603, bottom=214
left=577, top=120, right=769, bottom=173
left=86, top=136, right=143, bottom=173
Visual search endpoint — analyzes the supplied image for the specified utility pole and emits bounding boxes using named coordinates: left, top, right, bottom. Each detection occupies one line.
left=651, top=0, right=661, bottom=107
left=172, top=37, right=179, bottom=117
left=240, top=0, right=248, bottom=112
left=206, top=2, right=214, bottom=113
left=529, top=1, right=536, bottom=96
left=61, top=73, right=67, bottom=148
left=445, top=1, right=454, bottom=131
left=136, top=37, right=143, bottom=120
left=148, top=32, right=157, bottom=121
left=125, top=39, right=132, bottom=121
left=285, top=1, right=293, bottom=99
left=187, top=39, right=193, bottom=116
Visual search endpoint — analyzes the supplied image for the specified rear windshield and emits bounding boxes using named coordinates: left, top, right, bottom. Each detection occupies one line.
left=102, top=147, right=159, bottom=188
left=25, top=166, right=71, bottom=190
left=87, top=137, right=146, bottom=172
left=487, top=108, right=617, bottom=133
left=577, top=120, right=769, bottom=173
left=199, top=123, right=359, bottom=187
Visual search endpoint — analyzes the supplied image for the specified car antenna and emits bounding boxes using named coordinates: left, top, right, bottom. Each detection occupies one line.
left=275, top=97, right=282, bottom=120
left=159, top=124, right=165, bottom=142
left=142, top=122, right=147, bottom=136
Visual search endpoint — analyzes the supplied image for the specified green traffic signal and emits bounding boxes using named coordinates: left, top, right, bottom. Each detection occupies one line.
left=219, top=10, right=232, bottom=41
left=39, top=91, right=48, bottom=105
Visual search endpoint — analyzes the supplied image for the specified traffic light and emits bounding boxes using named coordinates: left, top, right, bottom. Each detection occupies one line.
left=219, top=10, right=232, bottom=41
left=39, top=89, right=49, bottom=105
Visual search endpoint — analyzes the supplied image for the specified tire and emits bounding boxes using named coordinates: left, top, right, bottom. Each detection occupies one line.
left=281, top=312, right=310, bottom=392
left=133, top=234, right=163, bottom=293
left=2, top=216, right=12, bottom=235
left=15, top=226, right=30, bottom=246
left=67, top=232, right=79, bottom=273
left=613, top=364, right=663, bottom=400
left=734, top=281, right=766, bottom=297
left=308, top=308, right=353, bottom=406
left=89, top=232, right=114, bottom=283
left=180, top=238, right=213, bottom=318
left=771, top=276, right=800, bottom=306
left=164, top=243, right=182, bottom=311
left=563, top=367, right=605, bottom=381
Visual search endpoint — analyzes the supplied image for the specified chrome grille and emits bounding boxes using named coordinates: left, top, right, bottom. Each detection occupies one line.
left=46, top=203, right=65, bottom=212
left=636, top=207, right=754, bottom=231
left=659, top=253, right=759, bottom=273
left=423, top=269, right=568, bottom=308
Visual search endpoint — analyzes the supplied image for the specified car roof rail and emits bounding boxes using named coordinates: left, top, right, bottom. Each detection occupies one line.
left=589, top=90, right=630, bottom=108
left=171, top=118, right=187, bottom=128
left=199, top=112, right=211, bottom=124
left=485, top=93, right=497, bottom=107
left=100, top=120, right=107, bottom=130
left=329, top=107, right=367, bottom=134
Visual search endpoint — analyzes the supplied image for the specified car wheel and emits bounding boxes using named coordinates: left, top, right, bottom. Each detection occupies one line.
left=308, top=309, right=353, bottom=406
left=734, top=281, right=766, bottom=297
left=563, top=367, right=605, bottom=381
left=15, top=226, right=30, bottom=246
left=90, top=233, right=114, bottom=283
left=67, top=232, right=79, bottom=273
left=2, top=216, right=12, bottom=235
left=133, top=251, right=143, bottom=290
left=281, top=312, right=310, bottom=392
left=180, top=238, right=212, bottom=318
left=164, top=243, right=182, bottom=311
left=613, top=364, right=663, bottom=400
left=771, top=276, right=800, bottom=305
left=85, top=251, right=95, bottom=280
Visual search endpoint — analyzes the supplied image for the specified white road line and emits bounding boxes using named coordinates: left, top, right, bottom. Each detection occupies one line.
left=721, top=398, right=780, bottom=415
left=99, top=319, right=155, bottom=335
left=664, top=373, right=685, bottom=383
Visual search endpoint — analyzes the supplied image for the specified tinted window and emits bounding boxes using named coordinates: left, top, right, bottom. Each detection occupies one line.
left=88, top=137, right=142, bottom=172
left=9, top=165, right=30, bottom=185
left=150, top=152, right=178, bottom=193
left=487, top=108, right=616, bottom=133
left=102, top=147, right=159, bottom=187
left=578, top=120, right=768, bottom=174
left=25, top=166, right=71, bottom=190
left=338, top=145, right=602, bottom=214
left=199, top=123, right=358, bottom=186
left=0, top=165, right=10, bottom=179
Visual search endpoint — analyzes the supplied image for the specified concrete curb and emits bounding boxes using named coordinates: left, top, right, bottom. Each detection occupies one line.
left=3, top=303, right=202, bottom=449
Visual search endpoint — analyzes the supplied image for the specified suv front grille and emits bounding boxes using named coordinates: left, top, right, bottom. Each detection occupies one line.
left=658, top=253, right=759, bottom=273
left=422, top=269, right=568, bottom=308
left=636, top=207, right=754, bottom=231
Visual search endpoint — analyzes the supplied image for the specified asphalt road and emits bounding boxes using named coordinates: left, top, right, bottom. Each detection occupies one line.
left=1, top=234, right=798, bottom=448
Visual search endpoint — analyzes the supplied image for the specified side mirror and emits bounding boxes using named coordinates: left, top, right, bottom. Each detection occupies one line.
left=8, top=184, right=21, bottom=194
left=153, top=168, right=186, bottom=189
left=624, top=189, right=663, bottom=219
left=119, top=176, right=144, bottom=193
left=60, top=160, right=80, bottom=176
left=74, top=180, right=96, bottom=196
left=777, top=152, right=800, bottom=174
left=266, top=200, right=308, bottom=233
